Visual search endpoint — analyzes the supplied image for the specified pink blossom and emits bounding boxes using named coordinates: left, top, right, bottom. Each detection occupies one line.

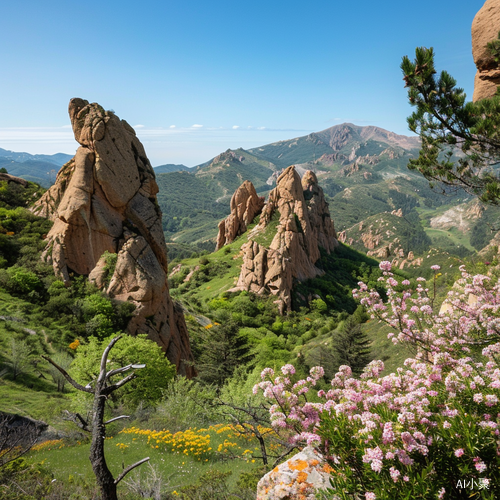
left=281, top=364, right=295, bottom=376
left=379, top=261, right=392, bottom=271
left=389, top=466, right=400, bottom=483
left=255, top=266, right=500, bottom=495
left=474, top=460, right=487, bottom=473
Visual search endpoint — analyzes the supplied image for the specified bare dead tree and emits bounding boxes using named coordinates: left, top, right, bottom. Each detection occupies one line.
left=42, top=335, right=149, bottom=500
left=216, top=399, right=296, bottom=468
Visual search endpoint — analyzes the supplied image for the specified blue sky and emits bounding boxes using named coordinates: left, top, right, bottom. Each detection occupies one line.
left=0, top=0, right=483, bottom=166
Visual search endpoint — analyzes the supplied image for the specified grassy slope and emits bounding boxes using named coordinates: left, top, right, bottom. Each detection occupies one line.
left=0, top=290, right=72, bottom=421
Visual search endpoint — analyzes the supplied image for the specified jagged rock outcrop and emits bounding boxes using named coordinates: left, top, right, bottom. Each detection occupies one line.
left=472, top=0, right=500, bottom=101
left=236, top=166, right=338, bottom=313
left=430, top=202, right=485, bottom=233
left=32, top=98, right=194, bottom=376
left=0, top=172, right=28, bottom=187
left=301, top=171, right=338, bottom=254
left=215, top=180, right=264, bottom=250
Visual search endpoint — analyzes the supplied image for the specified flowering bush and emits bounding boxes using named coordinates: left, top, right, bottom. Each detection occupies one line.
left=254, top=263, right=500, bottom=499
left=119, top=424, right=270, bottom=463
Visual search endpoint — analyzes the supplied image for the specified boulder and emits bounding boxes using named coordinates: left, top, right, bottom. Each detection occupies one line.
left=215, top=180, right=264, bottom=250
left=256, top=446, right=332, bottom=500
left=32, top=99, right=195, bottom=376
left=0, top=172, right=28, bottom=187
left=472, top=0, right=500, bottom=101
left=236, top=166, right=338, bottom=313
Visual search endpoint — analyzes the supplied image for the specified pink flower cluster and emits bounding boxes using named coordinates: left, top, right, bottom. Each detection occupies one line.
left=253, top=364, right=325, bottom=445
left=255, top=262, right=500, bottom=497
left=353, top=262, right=500, bottom=358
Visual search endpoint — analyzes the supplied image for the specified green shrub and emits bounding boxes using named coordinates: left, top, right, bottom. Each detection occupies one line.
left=5, top=266, right=42, bottom=295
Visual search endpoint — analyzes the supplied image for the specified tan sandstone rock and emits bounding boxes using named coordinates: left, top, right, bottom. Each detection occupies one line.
left=0, top=173, right=29, bottom=187
left=472, top=0, right=500, bottom=101
left=32, top=98, right=195, bottom=376
left=216, top=180, right=265, bottom=250
left=236, top=166, right=338, bottom=313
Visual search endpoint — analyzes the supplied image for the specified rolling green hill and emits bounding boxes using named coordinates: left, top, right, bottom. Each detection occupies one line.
left=154, top=163, right=191, bottom=173
left=0, top=148, right=72, bottom=187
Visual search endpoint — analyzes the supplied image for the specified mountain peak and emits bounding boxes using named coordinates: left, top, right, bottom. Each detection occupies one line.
left=315, top=123, right=420, bottom=152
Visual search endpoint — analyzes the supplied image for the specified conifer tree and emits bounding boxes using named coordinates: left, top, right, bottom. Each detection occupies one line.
left=331, top=316, right=371, bottom=376
left=401, top=45, right=500, bottom=204
left=195, top=320, right=249, bottom=386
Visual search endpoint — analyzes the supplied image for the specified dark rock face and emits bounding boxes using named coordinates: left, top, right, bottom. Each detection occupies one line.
left=235, top=166, right=338, bottom=313
left=33, top=99, right=195, bottom=376
left=216, top=180, right=265, bottom=250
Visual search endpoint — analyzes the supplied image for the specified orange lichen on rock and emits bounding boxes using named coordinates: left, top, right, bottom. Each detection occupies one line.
left=296, top=471, right=309, bottom=484
left=322, top=463, right=334, bottom=474
left=256, top=446, right=332, bottom=499
left=288, top=459, right=309, bottom=471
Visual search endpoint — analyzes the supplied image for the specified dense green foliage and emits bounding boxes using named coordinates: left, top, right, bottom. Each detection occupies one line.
left=402, top=46, right=500, bottom=204
left=70, top=334, right=176, bottom=409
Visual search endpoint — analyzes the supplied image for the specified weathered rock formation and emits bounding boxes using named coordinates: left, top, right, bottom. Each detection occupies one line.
left=215, top=180, right=264, bottom=250
left=32, top=98, right=194, bottom=376
left=472, top=0, right=500, bottom=101
left=301, top=171, right=338, bottom=254
left=0, top=172, right=28, bottom=187
left=235, top=166, right=338, bottom=313
left=430, top=201, right=485, bottom=233
left=256, top=446, right=332, bottom=500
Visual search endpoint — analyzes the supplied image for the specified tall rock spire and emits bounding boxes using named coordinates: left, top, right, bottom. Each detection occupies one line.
left=235, top=166, right=338, bottom=313
left=216, top=180, right=265, bottom=250
left=33, top=98, right=195, bottom=376
left=472, top=0, right=500, bottom=101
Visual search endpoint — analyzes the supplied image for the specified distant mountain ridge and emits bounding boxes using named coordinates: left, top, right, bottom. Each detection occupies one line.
left=0, top=148, right=73, bottom=187
left=154, top=164, right=191, bottom=174
left=0, top=148, right=73, bottom=166
left=155, top=123, right=427, bottom=252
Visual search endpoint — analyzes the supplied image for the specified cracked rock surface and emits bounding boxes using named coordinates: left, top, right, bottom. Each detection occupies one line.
left=235, top=166, right=338, bottom=313
left=472, top=0, right=500, bottom=101
left=33, top=98, right=194, bottom=376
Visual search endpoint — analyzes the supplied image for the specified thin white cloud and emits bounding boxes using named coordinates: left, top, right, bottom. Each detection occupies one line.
left=191, top=124, right=203, bottom=128
left=133, top=124, right=145, bottom=129
left=257, top=126, right=266, bottom=130
left=0, top=126, right=78, bottom=155
left=169, top=125, right=176, bottom=129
